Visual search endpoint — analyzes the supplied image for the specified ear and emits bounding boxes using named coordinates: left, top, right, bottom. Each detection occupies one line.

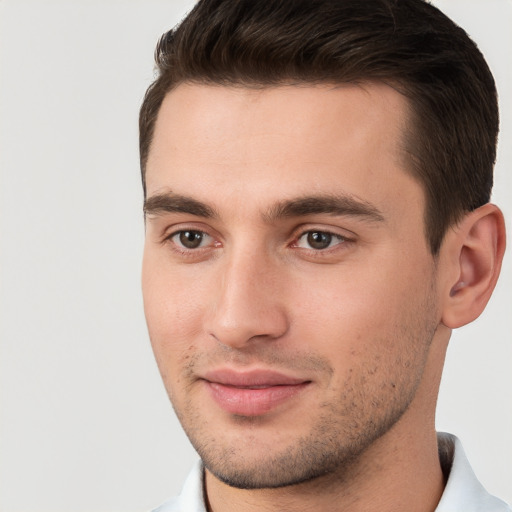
left=441, top=203, right=506, bottom=328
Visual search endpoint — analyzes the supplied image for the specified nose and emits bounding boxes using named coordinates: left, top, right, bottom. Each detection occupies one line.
left=205, top=247, right=289, bottom=349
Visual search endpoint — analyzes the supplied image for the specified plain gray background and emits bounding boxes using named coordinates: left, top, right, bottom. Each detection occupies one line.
left=0, top=1, right=510, bottom=511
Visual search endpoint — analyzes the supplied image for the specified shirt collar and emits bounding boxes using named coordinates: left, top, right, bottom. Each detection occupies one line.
left=435, top=432, right=510, bottom=511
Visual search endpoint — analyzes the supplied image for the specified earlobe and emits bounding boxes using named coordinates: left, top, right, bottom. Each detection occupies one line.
left=441, top=203, right=506, bottom=328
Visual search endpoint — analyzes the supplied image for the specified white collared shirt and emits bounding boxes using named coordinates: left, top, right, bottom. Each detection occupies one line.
left=151, top=433, right=511, bottom=512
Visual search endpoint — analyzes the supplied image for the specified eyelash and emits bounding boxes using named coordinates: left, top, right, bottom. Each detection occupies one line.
left=292, top=230, right=348, bottom=252
left=163, top=227, right=353, bottom=258
left=164, top=229, right=218, bottom=257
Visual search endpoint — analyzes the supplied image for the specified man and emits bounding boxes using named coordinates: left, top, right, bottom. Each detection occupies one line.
left=139, top=0, right=509, bottom=510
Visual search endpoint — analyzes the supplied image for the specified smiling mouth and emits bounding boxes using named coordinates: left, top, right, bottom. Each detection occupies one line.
left=202, top=369, right=311, bottom=416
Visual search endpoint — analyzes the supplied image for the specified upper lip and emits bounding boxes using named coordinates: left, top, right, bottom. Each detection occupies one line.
left=202, top=368, right=309, bottom=387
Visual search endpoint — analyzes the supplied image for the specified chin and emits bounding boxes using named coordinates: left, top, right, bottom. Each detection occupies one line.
left=197, top=428, right=368, bottom=490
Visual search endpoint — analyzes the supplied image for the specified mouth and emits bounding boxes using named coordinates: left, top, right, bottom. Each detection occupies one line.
left=202, top=369, right=312, bottom=416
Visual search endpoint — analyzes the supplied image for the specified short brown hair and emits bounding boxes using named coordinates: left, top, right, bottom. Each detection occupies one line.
left=139, top=0, right=499, bottom=254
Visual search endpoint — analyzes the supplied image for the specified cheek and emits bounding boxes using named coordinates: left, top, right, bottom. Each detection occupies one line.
left=290, top=266, right=394, bottom=333
left=288, top=259, right=435, bottom=361
left=142, top=255, right=208, bottom=360
left=142, top=269, right=205, bottom=405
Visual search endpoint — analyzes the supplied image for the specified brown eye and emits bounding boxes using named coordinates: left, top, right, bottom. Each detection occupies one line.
left=295, top=230, right=346, bottom=250
left=307, top=231, right=332, bottom=249
left=176, top=230, right=207, bottom=249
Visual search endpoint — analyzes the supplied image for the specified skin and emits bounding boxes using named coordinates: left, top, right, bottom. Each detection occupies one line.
left=142, top=83, right=505, bottom=511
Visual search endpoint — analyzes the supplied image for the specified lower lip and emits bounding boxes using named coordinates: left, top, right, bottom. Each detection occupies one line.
left=205, top=381, right=310, bottom=416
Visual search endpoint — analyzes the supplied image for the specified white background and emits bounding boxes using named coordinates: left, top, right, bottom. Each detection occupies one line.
left=0, top=1, right=510, bottom=511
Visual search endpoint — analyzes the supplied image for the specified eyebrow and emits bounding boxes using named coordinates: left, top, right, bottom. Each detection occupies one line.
left=264, top=194, right=385, bottom=223
left=144, top=192, right=218, bottom=219
left=143, top=191, right=385, bottom=224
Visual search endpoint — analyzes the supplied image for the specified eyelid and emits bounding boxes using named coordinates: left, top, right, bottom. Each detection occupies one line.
left=295, top=231, right=346, bottom=249
left=288, top=225, right=357, bottom=259
left=158, top=222, right=355, bottom=260
left=161, top=221, right=218, bottom=241
left=169, top=230, right=214, bottom=249
left=161, top=223, right=223, bottom=256
left=291, top=224, right=356, bottom=242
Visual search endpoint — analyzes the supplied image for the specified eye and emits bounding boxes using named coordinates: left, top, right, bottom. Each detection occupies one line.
left=170, top=230, right=213, bottom=249
left=295, top=230, right=346, bottom=250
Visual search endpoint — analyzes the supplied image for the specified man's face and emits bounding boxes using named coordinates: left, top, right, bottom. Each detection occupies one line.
left=142, top=83, right=444, bottom=488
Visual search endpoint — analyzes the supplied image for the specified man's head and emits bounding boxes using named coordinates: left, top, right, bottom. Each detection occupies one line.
left=140, top=0, right=499, bottom=255
left=140, top=0, right=505, bottom=498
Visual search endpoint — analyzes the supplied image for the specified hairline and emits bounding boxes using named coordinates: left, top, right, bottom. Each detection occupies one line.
left=141, top=78, right=439, bottom=253
left=142, top=77, right=417, bottom=185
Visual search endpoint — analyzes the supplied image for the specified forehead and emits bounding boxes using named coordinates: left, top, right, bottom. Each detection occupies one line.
left=146, top=83, right=420, bottom=220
